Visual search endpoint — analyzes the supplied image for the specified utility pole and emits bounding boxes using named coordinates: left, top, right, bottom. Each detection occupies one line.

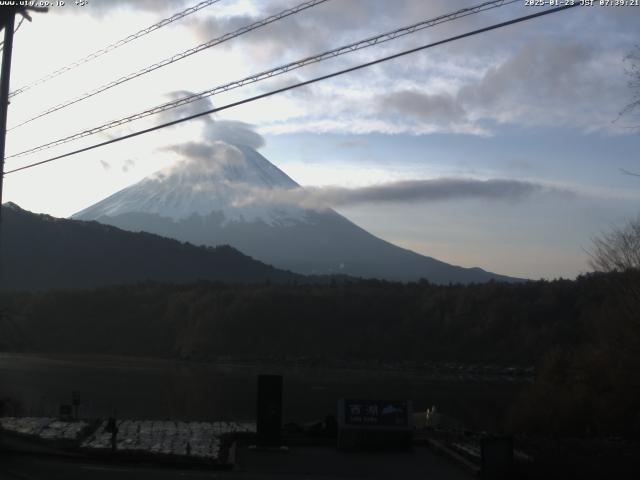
left=0, top=5, right=47, bottom=224
left=0, top=6, right=45, bottom=293
left=0, top=9, right=16, bottom=224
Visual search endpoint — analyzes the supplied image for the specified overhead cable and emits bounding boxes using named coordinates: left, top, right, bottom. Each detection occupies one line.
left=6, top=0, right=517, bottom=160
left=8, top=0, right=330, bottom=130
left=4, top=4, right=579, bottom=176
left=8, top=0, right=223, bottom=99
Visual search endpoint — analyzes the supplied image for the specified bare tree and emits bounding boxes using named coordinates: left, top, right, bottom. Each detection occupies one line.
left=589, top=216, right=640, bottom=272
left=620, top=46, right=640, bottom=124
left=589, top=217, right=640, bottom=330
left=617, top=48, right=640, bottom=179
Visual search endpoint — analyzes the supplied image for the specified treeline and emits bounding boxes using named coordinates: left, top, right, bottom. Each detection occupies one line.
left=1, top=271, right=638, bottom=434
left=0, top=272, right=633, bottom=364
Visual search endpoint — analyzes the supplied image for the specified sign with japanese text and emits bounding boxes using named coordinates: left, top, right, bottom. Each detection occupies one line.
left=340, top=399, right=410, bottom=428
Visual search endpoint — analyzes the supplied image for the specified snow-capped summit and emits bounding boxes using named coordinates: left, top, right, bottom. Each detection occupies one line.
left=74, top=143, right=306, bottom=226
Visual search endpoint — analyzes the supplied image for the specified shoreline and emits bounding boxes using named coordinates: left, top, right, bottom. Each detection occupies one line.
left=0, top=352, right=534, bottom=383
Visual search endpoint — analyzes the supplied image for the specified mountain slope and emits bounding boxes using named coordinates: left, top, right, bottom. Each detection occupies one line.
left=74, top=144, right=519, bottom=284
left=0, top=203, right=299, bottom=291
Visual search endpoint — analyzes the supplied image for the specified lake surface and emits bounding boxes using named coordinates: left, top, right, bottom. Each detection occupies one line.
left=0, top=353, right=525, bottom=430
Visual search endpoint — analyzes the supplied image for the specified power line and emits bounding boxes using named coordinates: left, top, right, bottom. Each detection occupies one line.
left=6, top=0, right=518, bottom=160
left=8, top=0, right=223, bottom=99
left=14, top=16, right=25, bottom=34
left=4, top=4, right=579, bottom=176
left=0, top=16, right=26, bottom=53
left=8, top=0, right=330, bottom=131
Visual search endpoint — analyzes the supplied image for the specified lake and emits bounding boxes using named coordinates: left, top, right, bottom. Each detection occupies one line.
left=0, top=353, right=526, bottom=430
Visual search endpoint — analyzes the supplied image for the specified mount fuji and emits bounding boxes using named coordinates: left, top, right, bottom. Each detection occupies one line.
left=73, top=141, right=516, bottom=284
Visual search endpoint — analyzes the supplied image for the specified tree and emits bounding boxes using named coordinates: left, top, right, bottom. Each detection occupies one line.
left=620, top=46, right=640, bottom=125
left=589, top=216, right=640, bottom=273
left=589, top=217, right=640, bottom=332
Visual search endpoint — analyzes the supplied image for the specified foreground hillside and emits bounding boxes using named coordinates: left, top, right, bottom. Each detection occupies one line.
left=0, top=203, right=299, bottom=291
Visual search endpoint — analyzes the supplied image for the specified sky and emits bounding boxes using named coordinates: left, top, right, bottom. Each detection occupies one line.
left=2, top=0, right=640, bottom=280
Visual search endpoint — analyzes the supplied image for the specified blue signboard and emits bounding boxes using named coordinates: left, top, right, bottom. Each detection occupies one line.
left=341, top=399, right=411, bottom=428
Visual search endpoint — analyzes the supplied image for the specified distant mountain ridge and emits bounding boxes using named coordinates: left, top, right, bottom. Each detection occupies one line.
left=0, top=203, right=299, bottom=291
left=73, top=144, right=519, bottom=284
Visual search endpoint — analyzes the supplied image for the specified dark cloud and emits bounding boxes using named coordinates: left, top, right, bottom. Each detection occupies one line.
left=236, top=178, right=571, bottom=210
left=186, top=0, right=535, bottom=69
left=189, top=0, right=411, bottom=65
left=459, top=43, right=600, bottom=124
left=368, top=42, right=626, bottom=132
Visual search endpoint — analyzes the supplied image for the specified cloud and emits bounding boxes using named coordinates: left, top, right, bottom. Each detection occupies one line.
left=78, top=0, right=189, bottom=14
left=189, top=0, right=501, bottom=66
left=260, top=39, right=630, bottom=137
left=235, top=2, right=635, bottom=137
left=458, top=43, right=614, bottom=128
left=379, top=90, right=465, bottom=124
left=233, top=177, right=571, bottom=210
left=158, top=91, right=216, bottom=125
left=65, top=2, right=637, bottom=139
left=337, top=139, right=366, bottom=149
left=204, top=121, right=265, bottom=149
left=370, top=43, right=627, bottom=133
left=190, top=0, right=373, bottom=63
left=154, top=90, right=267, bottom=182
left=162, top=141, right=246, bottom=176
left=159, top=90, right=265, bottom=149
left=121, top=158, right=136, bottom=173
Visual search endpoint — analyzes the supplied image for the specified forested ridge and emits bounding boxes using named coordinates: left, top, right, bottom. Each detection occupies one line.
left=0, top=203, right=300, bottom=291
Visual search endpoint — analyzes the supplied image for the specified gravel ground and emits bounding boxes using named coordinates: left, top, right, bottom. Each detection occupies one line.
left=81, top=419, right=256, bottom=460
left=0, top=416, right=89, bottom=440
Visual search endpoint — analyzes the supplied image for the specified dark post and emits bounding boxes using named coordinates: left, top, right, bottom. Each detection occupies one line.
left=106, top=417, right=118, bottom=453
left=256, top=374, right=283, bottom=446
left=0, top=11, right=15, bottom=223
left=72, top=390, right=81, bottom=420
